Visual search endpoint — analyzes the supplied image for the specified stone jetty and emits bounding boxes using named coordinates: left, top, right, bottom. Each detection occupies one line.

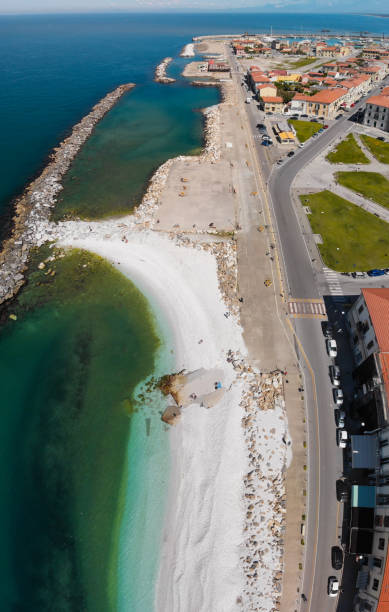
left=154, top=57, right=176, bottom=84
left=0, top=83, right=135, bottom=304
left=180, top=43, right=195, bottom=57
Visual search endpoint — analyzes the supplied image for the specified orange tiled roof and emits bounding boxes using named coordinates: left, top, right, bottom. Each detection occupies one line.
left=363, top=289, right=389, bottom=352
left=262, top=96, right=283, bottom=103
left=309, top=87, right=348, bottom=104
left=366, top=94, right=389, bottom=109
left=377, top=540, right=389, bottom=611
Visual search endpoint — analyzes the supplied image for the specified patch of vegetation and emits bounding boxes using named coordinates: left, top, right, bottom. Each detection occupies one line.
left=300, top=190, right=389, bottom=271
left=289, top=56, right=316, bottom=69
left=289, top=119, right=323, bottom=143
left=326, top=133, right=369, bottom=164
left=336, top=171, right=389, bottom=210
left=360, top=134, right=389, bottom=164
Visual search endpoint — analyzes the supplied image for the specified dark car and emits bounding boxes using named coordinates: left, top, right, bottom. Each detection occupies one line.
left=311, top=118, right=319, bottom=122
left=256, top=123, right=266, bottom=131
left=287, top=151, right=295, bottom=157
left=378, top=136, right=386, bottom=142
left=331, top=546, right=343, bottom=570
left=335, top=114, right=343, bottom=119
left=368, top=269, right=386, bottom=277
left=301, top=114, right=308, bottom=118
left=266, top=111, right=273, bottom=115
left=321, top=321, right=334, bottom=338
left=336, top=479, right=350, bottom=502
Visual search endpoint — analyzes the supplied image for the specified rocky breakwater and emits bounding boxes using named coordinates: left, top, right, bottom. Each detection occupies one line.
left=0, top=83, right=135, bottom=305
left=154, top=57, right=176, bottom=84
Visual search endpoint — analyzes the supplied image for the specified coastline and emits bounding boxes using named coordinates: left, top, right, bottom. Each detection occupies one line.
left=0, top=82, right=135, bottom=304
left=154, top=57, right=176, bottom=84
left=2, top=39, right=291, bottom=611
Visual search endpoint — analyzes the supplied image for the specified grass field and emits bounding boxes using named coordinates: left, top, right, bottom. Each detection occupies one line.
left=289, top=57, right=317, bottom=69
left=360, top=134, right=389, bottom=164
left=336, top=171, right=389, bottom=209
left=300, top=190, right=389, bottom=271
left=289, top=119, right=323, bottom=143
left=326, top=133, right=369, bottom=164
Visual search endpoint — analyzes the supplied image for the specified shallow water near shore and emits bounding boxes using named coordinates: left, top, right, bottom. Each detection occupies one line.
left=54, top=80, right=219, bottom=220
left=0, top=246, right=169, bottom=611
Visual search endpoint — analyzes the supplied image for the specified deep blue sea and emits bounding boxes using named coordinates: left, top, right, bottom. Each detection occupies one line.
left=1, top=12, right=389, bottom=224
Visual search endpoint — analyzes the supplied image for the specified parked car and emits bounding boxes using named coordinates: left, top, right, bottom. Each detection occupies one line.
left=287, top=151, right=295, bottom=157
left=335, top=409, right=346, bottom=428
left=323, top=125, right=329, bottom=129
left=336, top=429, right=348, bottom=448
left=266, top=111, right=273, bottom=115
left=330, top=364, right=341, bottom=386
left=322, top=321, right=334, bottom=338
left=327, top=338, right=337, bottom=358
left=246, top=97, right=251, bottom=104
left=311, top=118, right=319, bottom=122
left=351, top=271, right=366, bottom=278
left=256, top=123, right=266, bottom=132
left=336, top=479, right=350, bottom=502
left=334, top=388, right=344, bottom=406
left=331, top=546, right=343, bottom=570
left=328, top=576, right=340, bottom=597
left=301, top=114, right=308, bottom=118
left=378, top=136, right=385, bottom=142
left=335, top=114, right=343, bottom=120
left=367, top=269, right=386, bottom=277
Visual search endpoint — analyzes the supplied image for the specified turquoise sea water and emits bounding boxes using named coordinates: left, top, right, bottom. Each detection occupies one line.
left=2, top=12, right=389, bottom=612
left=0, top=247, right=170, bottom=611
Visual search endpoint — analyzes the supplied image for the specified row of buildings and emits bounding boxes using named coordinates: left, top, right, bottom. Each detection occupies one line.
left=244, top=56, right=389, bottom=121
left=341, top=288, right=389, bottom=612
left=232, top=35, right=389, bottom=60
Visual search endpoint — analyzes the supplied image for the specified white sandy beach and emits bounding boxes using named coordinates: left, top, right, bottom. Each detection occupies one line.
left=50, top=224, right=289, bottom=612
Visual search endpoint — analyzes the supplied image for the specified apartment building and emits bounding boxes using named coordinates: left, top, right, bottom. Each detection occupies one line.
left=261, top=96, right=284, bottom=113
left=364, top=95, right=389, bottom=132
left=289, top=87, right=348, bottom=119
left=346, top=289, right=389, bottom=612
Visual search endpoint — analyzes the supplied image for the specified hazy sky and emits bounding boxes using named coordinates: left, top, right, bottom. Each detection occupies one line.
left=0, top=0, right=387, bottom=13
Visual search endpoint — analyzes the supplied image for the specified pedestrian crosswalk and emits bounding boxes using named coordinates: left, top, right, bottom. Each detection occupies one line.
left=323, top=267, right=344, bottom=296
left=288, top=298, right=327, bottom=319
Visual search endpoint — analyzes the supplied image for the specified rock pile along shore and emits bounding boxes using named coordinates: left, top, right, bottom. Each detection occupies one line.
left=154, top=57, right=176, bottom=84
left=0, top=83, right=135, bottom=305
left=179, top=43, right=195, bottom=57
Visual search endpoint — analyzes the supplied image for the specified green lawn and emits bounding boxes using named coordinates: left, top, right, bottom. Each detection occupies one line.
left=289, top=119, right=323, bottom=143
left=300, top=190, right=389, bottom=271
left=289, top=57, right=317, bottom=69
left=336, top=171, right=389, bottom=209
left=360, top=134, right=389, bottom=164
left=326, top=133, right=369, bottom=164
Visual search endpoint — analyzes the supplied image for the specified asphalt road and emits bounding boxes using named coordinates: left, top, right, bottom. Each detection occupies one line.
left=227, top=48, right=388, bottom=611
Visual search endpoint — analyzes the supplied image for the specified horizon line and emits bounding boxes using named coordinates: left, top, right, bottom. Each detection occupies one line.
left=0, top=9, right=383, bottom=16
